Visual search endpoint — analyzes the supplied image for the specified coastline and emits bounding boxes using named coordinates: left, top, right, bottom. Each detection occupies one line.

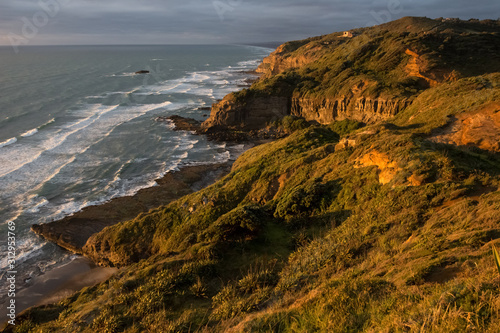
left=0, top=257, right=116, bottom=330
left=5, top=141, right=255, bottom=327
left=0, top=44, right=276, bottom=331
left=0, top=45, right=273, bottom=329
left=31, top=162, right=234, bottom=255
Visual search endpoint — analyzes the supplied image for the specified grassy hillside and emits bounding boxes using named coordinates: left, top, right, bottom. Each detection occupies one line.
left=238, top=17, right=500, bottom=102
left=12, top=71, right=500, bottom=332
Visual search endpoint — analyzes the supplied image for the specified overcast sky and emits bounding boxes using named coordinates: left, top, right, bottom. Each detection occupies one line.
left=0, top=0, right=499, bottom=46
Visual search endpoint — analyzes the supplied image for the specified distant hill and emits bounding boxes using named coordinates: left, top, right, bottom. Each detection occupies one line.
left=203, top=16, right=500, bottom=130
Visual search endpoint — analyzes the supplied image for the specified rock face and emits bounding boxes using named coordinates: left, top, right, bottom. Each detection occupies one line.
left=156, top=115, right=201, bottom=132
left=291, top=96, right=410, bottom=124
left=429, top=101, right=500, bottom=152
left=202, top=95, right=410, bottom=130
left=355, top=150, right=401, bottom=185
left=255, top=43, right=320, bottom=78
left=202, top=95, right=290, bottom=130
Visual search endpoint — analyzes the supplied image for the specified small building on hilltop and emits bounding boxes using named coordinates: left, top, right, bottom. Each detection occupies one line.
left=342, top=31, right=355, bottom=38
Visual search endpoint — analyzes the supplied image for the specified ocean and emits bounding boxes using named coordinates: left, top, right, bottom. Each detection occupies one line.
left=0, top=44, right=272, bottom=295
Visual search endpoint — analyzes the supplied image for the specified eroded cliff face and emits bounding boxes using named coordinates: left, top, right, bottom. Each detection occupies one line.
left=291, top=96, right=410, bottom=124
left=204, top=38, right=413, bottom=130
left=404, top=49, right=459, bottom=88
left=203, top=94, right=410, bottom=130
left=255, top=43, right=321, bottom=78
left=202, top=95, right=290, bottom=130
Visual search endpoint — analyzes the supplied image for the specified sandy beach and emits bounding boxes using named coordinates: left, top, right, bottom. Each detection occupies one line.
left=0, top=256, right=116, bottom=330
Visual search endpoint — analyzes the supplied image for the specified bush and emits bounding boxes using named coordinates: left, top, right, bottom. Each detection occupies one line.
left=201, top=205, right=265, bottom=244
left=328, top=119, right=364, bottom=136
left=274, top=179, right=334, bottom=223
left=279, top=115, right=311, bottom=133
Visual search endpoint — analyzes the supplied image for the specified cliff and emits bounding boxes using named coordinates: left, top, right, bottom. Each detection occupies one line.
left=290, top=96, right=410, bottom=124
left=255, top=41, right=321, bottom=78
left=202, top=16, right=500, bottom=131
left=202, top=94, right=410, bottom=130
left=202, top=94, right=290, bottom=130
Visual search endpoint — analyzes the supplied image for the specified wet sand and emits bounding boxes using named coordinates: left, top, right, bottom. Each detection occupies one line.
left=0, top=257, right=117, bottom=330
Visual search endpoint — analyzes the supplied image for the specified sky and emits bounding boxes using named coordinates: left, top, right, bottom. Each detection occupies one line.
left=0, top=0, right=499, bottom=46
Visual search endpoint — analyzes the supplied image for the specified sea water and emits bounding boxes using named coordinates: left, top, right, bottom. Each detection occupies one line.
left=0, top=44, right=272, bottom=298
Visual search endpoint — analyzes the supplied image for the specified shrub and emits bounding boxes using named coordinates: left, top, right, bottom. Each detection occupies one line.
left=201, top=205, right=265, bottom=244
left=274, top=179, right=334, bottom=223
left=279, top=115, right=311, bottom=133
left=328, top=119, right=364, bottom=136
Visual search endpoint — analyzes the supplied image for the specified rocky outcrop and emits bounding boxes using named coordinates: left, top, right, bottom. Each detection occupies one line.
left=202, top=94, right=410, bottom=131
left=32, top=164, right=232, bottom=257
left=291, top=96, right=410, bottom=124
left=404, top=49, right=459, bottom=87
left=156, top=115, right=201, bottom=132
left=429, top=101, right=500, bottom=152
left=255, top=43, right=321, bottom=78
left=405, top=49, right=439, bottom=87
left=202, top=95, right=290, bottom=130
left=355, top=150, right=401, bottom=185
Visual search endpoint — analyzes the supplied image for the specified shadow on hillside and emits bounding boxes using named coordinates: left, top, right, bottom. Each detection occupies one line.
left=422, top=141, right=500, bottom=176
left=383, top=123, right=424, bottom=131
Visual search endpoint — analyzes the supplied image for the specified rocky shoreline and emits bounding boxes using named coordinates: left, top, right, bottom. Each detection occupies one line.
left=31, top=162, right=233, bottom=258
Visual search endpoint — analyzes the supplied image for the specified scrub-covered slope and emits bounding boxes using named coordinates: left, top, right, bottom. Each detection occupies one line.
left=203, top=16, right=500, bottom=130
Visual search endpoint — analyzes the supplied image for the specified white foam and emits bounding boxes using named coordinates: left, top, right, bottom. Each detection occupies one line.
left=107, top=73, right=136, bottom=77
left=161, top=120, right=176, bottom=130
left=0, top=100, right=178, bottom=199
left=48, top=200, right=87, bottom=222
left=102, top=159, right=131, bottom=192
left=0, top=234, right=47, bottom=269
left=21, top=118, right=55, bottom=138
left=0, top=105, right=118, bottom=179
left=173, top=151, right=189, bottom=159
left=0, top=137, right=17, bottom=148
left=215, top=150, right=231, bottom=162
left=42, top=118, right=55, bottom=127
left=212, top=79, right=230, bottom=85
left=238, top=59, right=262, bottom=67
left=26, top=197, right=49, bottom=214
left=20, top=128, right=38, bottom=137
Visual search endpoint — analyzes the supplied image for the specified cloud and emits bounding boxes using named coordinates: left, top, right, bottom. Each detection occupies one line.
left=0, top=0, right=499, bottom=46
